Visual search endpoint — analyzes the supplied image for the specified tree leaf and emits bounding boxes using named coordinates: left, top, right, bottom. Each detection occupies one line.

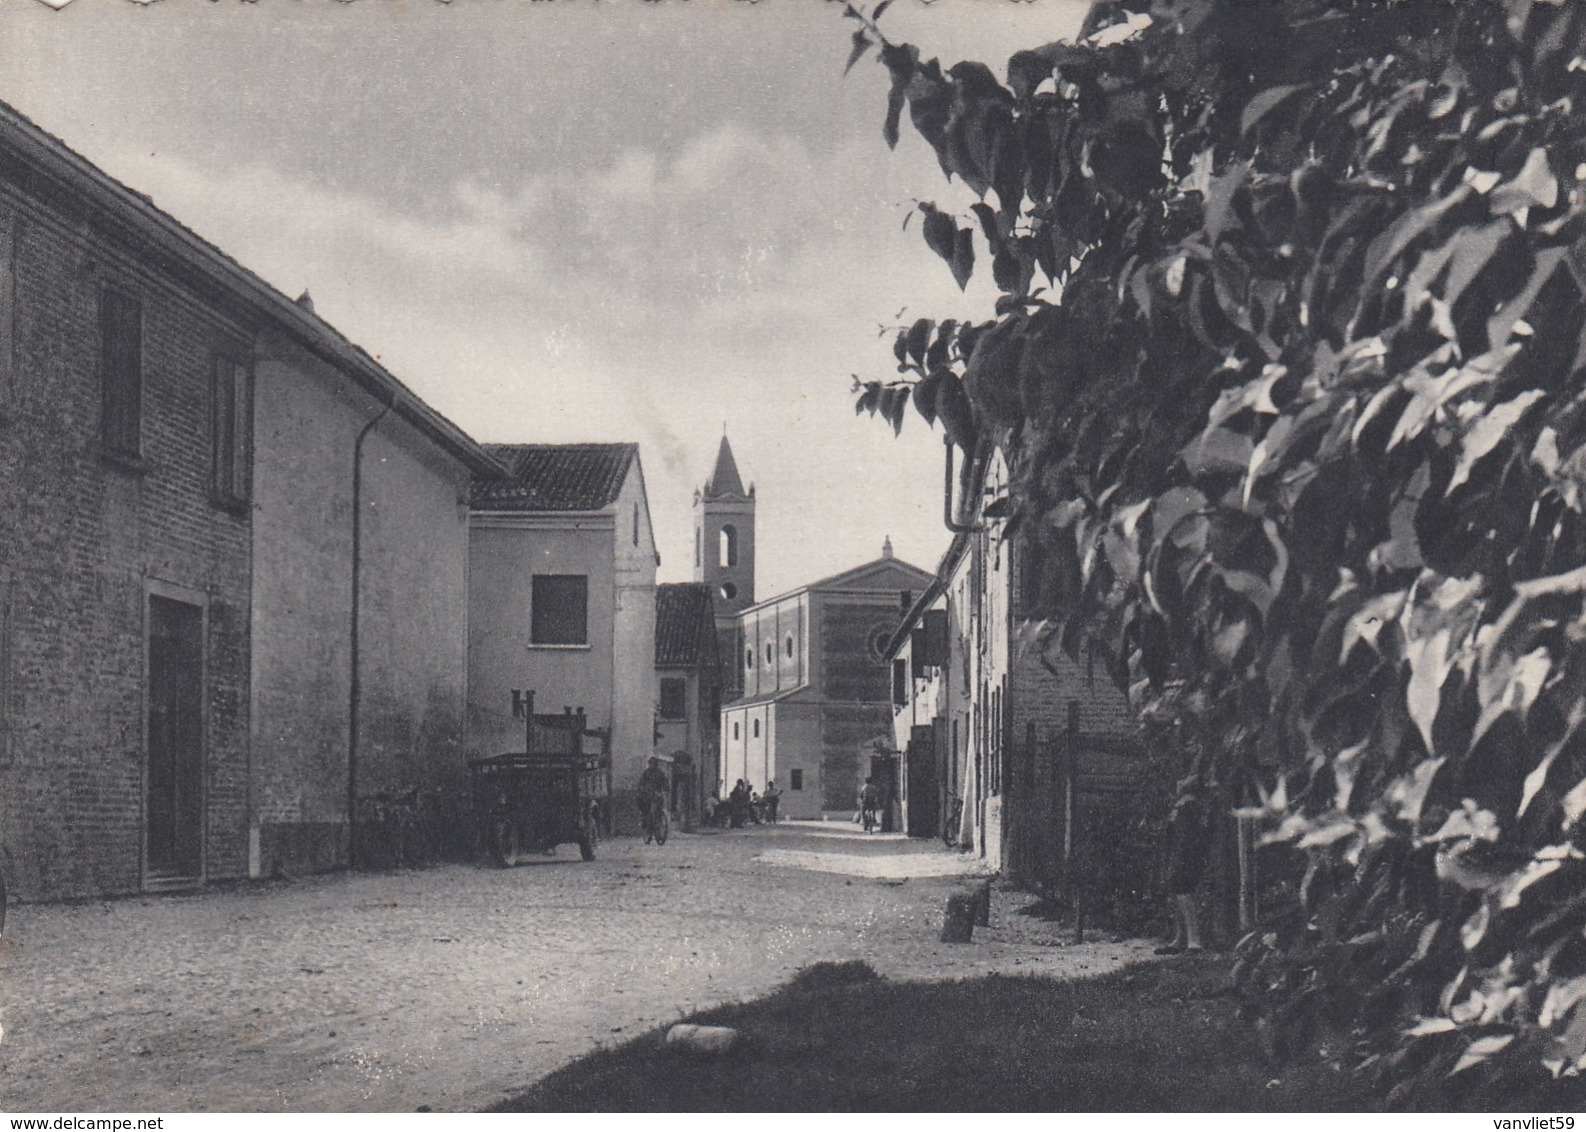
left=845, top=28, right=873, bottom=76
left=921, top=203, right=957, bottom=267
left=1241, top=83, right=1308, bottom=137
left=1491, top=148, right=1558, bottom=216
left=1406, top=627, right=1455, bottom=753
left=1448, top=390, right=1546, bottom=495
left=1451, top=1033, right=1513, bottom=1075
left=1361, top=184, right=1472, bottom=296
left=1472, top=646, right=1551, bottom=751
left=950, top=225, right=976, bottom=291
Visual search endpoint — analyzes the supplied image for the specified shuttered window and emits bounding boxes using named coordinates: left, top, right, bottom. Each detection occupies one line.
left=659, top=677, right=687, bottom=721
left=100, top=289, right=142, bottom=459
left=531, top=575, right=588, bottom=645
left=212, top=354, right=252, bottom=504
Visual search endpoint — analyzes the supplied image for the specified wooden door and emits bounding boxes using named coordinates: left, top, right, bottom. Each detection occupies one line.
left=147, top=596, right=203, bottom=879
left=905, top=725, right=939, bottom=838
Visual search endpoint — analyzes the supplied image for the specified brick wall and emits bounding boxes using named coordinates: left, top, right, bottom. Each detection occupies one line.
left=0, top=190, right=252, bottom=900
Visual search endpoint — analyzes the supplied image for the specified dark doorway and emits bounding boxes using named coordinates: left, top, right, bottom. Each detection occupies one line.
left=147, top=596, right=203, bottom=879
left=905, top=725, right=939, bottom=838
left=869, top=752, right=901, bottom=833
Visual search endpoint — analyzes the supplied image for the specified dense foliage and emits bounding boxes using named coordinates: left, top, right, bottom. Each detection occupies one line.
left=851, top=0, right=1586, bottom=1101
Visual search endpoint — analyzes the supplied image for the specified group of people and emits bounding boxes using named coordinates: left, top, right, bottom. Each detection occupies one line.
left=715, top=778, right=780, bottom=828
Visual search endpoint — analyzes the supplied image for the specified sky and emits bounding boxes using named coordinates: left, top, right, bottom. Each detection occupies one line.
left=0, top=0, right=1089, bottom=599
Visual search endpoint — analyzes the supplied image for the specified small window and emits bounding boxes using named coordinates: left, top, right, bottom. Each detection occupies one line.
left=892, top=658, right=908, bottom=706
left=633, top=502, right=640, bottom=546
left=752, top=718, right=760, bottom=738
left=785, top=634, right=794, bottom=659
left=531, top=575, right=588, bottom=645
left=745, top=646, right=754, bottom=670
left=719, top=523, right=738, bottom=568
left=733, top=721, right=740, bottom=740
left=868, top=626, right=892, bottom=662
left=212, top=353, right=252, bottom=504
left=721, top=582, right=738, bottom=601
left=100, top=288, right=143, bottom=459
left=764, top=642, right=773, bottom=666
left=790, top=768, right=803, bottom=791
left=659, top=677, right=687, bottom=721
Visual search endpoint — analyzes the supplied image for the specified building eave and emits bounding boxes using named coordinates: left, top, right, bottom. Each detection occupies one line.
left=0, top=100, right=504, bottom=480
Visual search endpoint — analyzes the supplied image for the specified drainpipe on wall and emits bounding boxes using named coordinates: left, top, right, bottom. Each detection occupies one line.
left=348, top=395, right=394, bottom=869
left=943, top=436, right=981, bottom=534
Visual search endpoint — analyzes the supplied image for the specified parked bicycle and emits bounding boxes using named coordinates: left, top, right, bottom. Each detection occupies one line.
left=943, top=796, right=964, bottom=848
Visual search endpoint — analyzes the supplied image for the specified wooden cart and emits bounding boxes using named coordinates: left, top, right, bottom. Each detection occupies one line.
left=470, top=701, right=611, bottom=865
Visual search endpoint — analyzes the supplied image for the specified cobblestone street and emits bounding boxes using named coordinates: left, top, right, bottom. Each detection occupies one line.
left=0, top=823, right=1154, bottom=1112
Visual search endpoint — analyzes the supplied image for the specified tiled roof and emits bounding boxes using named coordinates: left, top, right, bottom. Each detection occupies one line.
left=472, top=444, right=638, bottom=511
left=655, top=582, right=719, bottom=667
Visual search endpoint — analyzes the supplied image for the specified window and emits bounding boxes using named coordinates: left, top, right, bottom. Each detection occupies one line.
left=892, top=658, right=908, bottom=706
left=530, top=575, right=588, bottom=645
left=212, top=354, right=252, bottom=505
left=745, top=646, right=754, bottom=670
left=764, top=641, right=773, bottom=666
left=721, top=582, right=738, bottom=601
left=100, top=288, right=142, bottom=459
left=632, top=503, right=640, bottom=546
left=695, top=527, right=701, bottom=568
left=790, top=768, right=803, bottom=791
left=868, top=625, right=892, bottom=662
left=733, top=721, right=740, bottom=740
left=658, top=677, right=687, bottom=721
left=785, top=633, right=794, bottom=659
left=719, top=523, right=738, bottom=567
left=752, top=718, right=760, bottom=738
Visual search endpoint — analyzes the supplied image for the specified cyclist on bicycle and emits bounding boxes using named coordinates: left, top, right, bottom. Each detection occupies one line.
left=638, top=757, right=669, bottom=835
left=860, top=776, right=881, bottom=833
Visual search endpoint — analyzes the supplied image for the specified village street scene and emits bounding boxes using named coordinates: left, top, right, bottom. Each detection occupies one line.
left=3, top=0, right=1586, bottom=1115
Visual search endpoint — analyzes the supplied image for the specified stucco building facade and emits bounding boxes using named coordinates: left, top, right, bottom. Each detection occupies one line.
left=467, top=443, right=659, bottom=835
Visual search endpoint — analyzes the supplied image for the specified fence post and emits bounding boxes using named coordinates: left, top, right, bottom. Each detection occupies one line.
left=1067, top=700, right=1082, bottom=944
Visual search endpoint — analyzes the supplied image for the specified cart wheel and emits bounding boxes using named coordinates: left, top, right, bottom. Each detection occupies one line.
left=654, top=808, right=670, bottom=846
left=579, top=809, right=599, bottom=862
left=488, top=818, right=519, bottom=867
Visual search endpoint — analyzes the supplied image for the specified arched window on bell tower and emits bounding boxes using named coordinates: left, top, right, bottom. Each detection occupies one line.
left=720, top=523, right=738, bottom=568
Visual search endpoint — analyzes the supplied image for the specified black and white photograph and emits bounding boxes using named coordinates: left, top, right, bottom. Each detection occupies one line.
left=0, top=0, right=1583, bottom=1116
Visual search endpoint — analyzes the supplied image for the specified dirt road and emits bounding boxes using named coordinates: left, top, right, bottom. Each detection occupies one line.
left=0, top=823, right=1154, bottom=1112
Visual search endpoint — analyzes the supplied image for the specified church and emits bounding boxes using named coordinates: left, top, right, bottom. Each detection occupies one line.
left=695, top=437, right=932, bottom=820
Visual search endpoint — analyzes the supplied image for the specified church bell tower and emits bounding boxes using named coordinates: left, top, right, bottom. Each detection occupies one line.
left=694, top=434, right=755, bottom=614
left=696, top=436, right=755, bottom=698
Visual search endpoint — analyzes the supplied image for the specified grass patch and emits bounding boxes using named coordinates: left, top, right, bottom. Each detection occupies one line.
left=491, top=954, right=1385, bottom=1112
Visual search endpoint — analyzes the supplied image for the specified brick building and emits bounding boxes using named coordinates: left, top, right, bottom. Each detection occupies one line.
left=719, top=540, right=931, bottom=821
left=0, top=100, right=500, bottom=900
left=886, top=440, right=1143, bottom=886
left=654, top=581, right=721, bottom=828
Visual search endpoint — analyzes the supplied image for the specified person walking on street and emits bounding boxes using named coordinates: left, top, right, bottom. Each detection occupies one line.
left=859, top=777, right=881, bottom=833
left=762, top=781, right=781, bottom=824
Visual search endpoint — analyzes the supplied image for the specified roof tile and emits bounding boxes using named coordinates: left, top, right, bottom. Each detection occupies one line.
left=655, top=582, right=719, bottom=667
left=472, top=443, right=637, bottom=511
